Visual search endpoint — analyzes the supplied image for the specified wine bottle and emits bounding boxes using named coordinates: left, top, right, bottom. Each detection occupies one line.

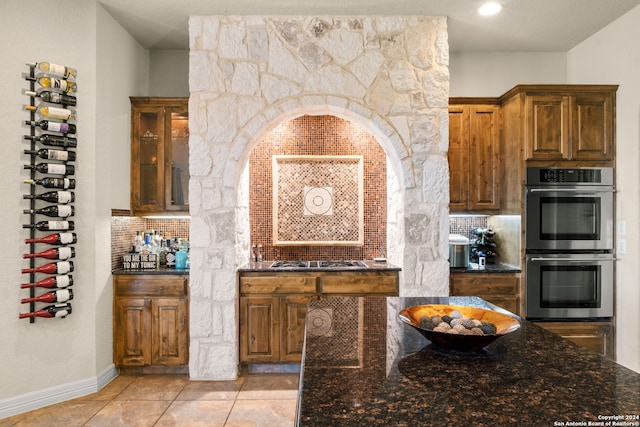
left=24, top=190, right=75, bottom=204
left=21, top=289, right=74, bottom=304
left=23, top=221, right=74, bottom=231
left=24, top=149, right=76, bottom=162
left=23, top=205, right=74, bottom=218
left=19, top=303, right=72, bottom=319
left=28, top=61, right=77, bottom=79
left=24, top=105, right=76, bottom=121
left=24, top=163, right=75, bottom=176
left=25, top=76, right=77, bottom=93
left=24, top=90, right=76, bottom=107
left=23, top=178, right=76, bottom=189
left=23, top=247, right=75, bottom=260
left=21, top=261, right=74, bottom=275
left=21, top=275, right=73, bottom=289
left=24, top=134, right=77, bottom=148
left=25, top=120, right=76, bottom=135
left=25, top=232, right=77, bottom=246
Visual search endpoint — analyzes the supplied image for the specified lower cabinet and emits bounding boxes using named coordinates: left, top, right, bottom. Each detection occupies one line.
left=239, top=270, right=399, bottom=364
left=534, top=321, right=615, bottom=360
left=113, top=274, right=189, bottom=370
left=449, top=272, right=521, bottom=316
left=240, top=295, right=315, bottom=363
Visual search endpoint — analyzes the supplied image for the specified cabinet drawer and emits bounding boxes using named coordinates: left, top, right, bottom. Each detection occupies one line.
left=450, top=274, right=519, bottom=296
left=320, top=272, right=399, bottom=295
left=115, top=275, right=188, bottom=297
left=240, top=275, right=318, bottom=294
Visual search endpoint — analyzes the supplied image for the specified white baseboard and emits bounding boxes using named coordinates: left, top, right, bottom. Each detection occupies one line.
left=0, top=364, right=118, bottom=420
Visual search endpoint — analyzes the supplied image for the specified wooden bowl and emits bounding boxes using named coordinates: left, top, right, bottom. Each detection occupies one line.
left=398, top=304, right=520, bottom=351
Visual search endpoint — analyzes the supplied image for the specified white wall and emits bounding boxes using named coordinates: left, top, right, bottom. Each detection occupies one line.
left=149, top=50, right=189, bottom=97
left=450, top=52, right=566, bottom=97
left=0, top=0, right=148, bottom=417
left=567, top=4, right=640, bottom=373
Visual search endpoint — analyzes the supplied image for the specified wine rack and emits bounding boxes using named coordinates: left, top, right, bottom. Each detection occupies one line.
left=21, top=61, right=77, bottom=322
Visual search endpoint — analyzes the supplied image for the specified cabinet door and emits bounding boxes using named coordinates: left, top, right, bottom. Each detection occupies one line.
left=525, top=94, right=570, bottom=161
left=151, top=298, right=189, bottom=365
left=450, top=273, right=520, bottom=316
left=535, top=322, right=614, bottom=359
left=468, top=105, right=501, bottom=210
left=280, top=295, right=314, bottom=362
left=164, top=104, right=189, bottom=211
left=131, top=105, right=166, bottom=213
left=114, top=298, right=151, bottom=367
left=240, top=297, right=279, bottom=363
left=448, top=106, right=470, bottom=211
left=570, top=93, right=614, bottom=161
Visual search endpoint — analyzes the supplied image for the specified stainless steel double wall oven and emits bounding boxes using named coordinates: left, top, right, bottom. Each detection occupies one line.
left=525, top=167, right=615, bottom=319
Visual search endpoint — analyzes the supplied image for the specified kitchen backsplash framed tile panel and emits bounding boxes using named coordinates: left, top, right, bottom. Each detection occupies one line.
left=272, top=155, right=364, bottom=246
left=250, top=114, right=386, bottom=261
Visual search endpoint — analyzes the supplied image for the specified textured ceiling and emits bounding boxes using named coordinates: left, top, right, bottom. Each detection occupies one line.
left=98, top=0, right=640, bottom=52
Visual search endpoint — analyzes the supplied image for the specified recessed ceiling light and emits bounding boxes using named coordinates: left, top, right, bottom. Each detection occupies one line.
left=478, top=2, right=502, bottom=16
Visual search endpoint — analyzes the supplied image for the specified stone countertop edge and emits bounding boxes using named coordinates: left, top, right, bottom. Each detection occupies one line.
left=450, top=263, right=521, bottom=273
left=238, top=260, right=402, bottom=272
left=112, top=268, right=190, bottom=275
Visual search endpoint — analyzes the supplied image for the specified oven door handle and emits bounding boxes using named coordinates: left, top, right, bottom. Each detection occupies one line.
left=528, top=257, right=617, bottom=262
left=527, top=188, right=614, bottom=193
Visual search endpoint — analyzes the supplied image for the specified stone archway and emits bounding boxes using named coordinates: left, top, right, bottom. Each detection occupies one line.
left=188, top=15, right=450, bottom=380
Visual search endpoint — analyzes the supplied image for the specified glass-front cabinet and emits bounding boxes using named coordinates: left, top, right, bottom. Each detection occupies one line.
left=130, top=97, right=189, bottom=215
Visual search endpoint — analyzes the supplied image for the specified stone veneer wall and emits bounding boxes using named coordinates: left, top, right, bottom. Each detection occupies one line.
left=188, top=15, right=450, bottom=379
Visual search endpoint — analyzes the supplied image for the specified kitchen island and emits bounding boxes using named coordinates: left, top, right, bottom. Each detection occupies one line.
left=296, top=296, right=640, bottom=426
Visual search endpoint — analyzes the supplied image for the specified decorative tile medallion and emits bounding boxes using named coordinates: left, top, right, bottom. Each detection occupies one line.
left=273, top=155, right=364, bottom=245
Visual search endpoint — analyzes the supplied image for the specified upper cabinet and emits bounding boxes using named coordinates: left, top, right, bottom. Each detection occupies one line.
left=130, top=97, right=189, bottom=215
left=501, top=85, right=617, bottom=165
left=449, top=101, right=501, bottom=212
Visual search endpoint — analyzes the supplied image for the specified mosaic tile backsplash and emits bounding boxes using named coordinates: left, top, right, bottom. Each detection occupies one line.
left=250, top=115, right=387, bottom=261
left=449, top=216, right=489, bottom=240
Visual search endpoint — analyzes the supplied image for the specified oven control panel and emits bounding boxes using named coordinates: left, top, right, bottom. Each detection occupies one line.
left=526, top=167, right=614, bottom=186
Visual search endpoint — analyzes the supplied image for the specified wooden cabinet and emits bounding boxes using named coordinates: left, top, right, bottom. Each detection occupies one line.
left=450, top=272, right=520, bottom=316
left=500, top=85, right=617, bottom=165
left=239, top=273, right=318, bottom=363
left=448, top=102, right=501, bottom=212
left=534, top=321, right=614, bottom=359
left=130, top=97, right=189, bottom=215
left=113, top=274, right=189, bottom=371
left=239, top=270, right=399, bottom=363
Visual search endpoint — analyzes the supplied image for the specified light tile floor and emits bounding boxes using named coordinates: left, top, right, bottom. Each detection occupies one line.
left=0, top=373, right=300, bottom=427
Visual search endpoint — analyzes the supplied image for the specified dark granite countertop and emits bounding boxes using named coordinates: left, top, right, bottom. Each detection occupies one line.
left=238, top=260, right=401, bottom=273
left=112, top=268, right=189, bottom=275
left=297, top=296, right=640, bottom=426
left=450, top=263, right=521, bottom=273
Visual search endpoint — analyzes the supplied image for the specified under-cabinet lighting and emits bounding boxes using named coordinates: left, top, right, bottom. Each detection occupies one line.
left=478, top=2, right=502, bottom=16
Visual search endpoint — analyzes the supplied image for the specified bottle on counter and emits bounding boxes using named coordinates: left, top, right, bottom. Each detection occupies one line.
left=165, top=239, right=176, bottom=268
left=25, top=232, right=77, bottom=246
left=24, top=162, right=75, bottom=176
left=133, top=231, right=143, bottom=253
left=28, top=61, right=77, bottom=79
left=21, top=275, right=73, bottom=289
left=24, top=190, right=74, bottom=204
left=24, top=90, right=76, bottom=107
left=21, top=288, right=73, bottom=304
left=23, top=178, right=76, bottom=189
left=24, top=148, right=76, bottom=162
left=23, top=247, right=75, bottom=260
left=24, top=205, right=74, bottom=218
left=158, top=239, right=168, bottom=267
left=19, top=302, right=72, bottom=319
left=175, top=247, right=187, bottom=270
left=256, top=244, right=263, bottom=263
left=21, top=261, right=74, bottom=275
left=23, top=220, right=74, bottom=231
